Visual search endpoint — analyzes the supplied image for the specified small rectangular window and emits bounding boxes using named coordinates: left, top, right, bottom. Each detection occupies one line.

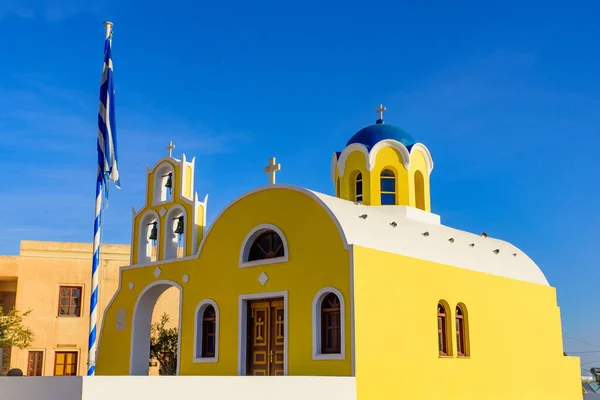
left=58, top=286, right=82, bottom=317
left=380, top=178, right=395, bottom=193
left=54, top=351, right=78, bottom=376
left=381, top=193, right=396, bottom=205
left=27, top=351, right=43, bottom=376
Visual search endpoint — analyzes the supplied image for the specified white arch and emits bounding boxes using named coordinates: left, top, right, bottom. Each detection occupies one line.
left=409, top=143, right=435, bottom=175
left=153, top=162, right=175, bottom=205
left=239, top=223, right=289, bottom=268
left=367, top=139, right=411, bottom=171
left=312, top=286, right=346, bottom=360
left=330, top=152, right=339, bottom=183
left=130, top=280, right=182, bottom=375
left=138, top=210, right=160, bottom=264
left=193, top=299, right=219, bottom=363
left=337, top=143, right=370, bottom=177
left=163, top=205, right=186, bottom=260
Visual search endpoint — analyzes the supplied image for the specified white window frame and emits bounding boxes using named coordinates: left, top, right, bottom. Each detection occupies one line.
left=312, top=287, right=345, bottom=360
left=239, top=224, right=289, bottom=268
left=193, top=299, right=219, bottom=363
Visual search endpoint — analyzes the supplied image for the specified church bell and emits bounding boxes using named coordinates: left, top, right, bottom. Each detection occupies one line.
left=174, top=216, right=184, bottom=235
left=164, top=173, right=173, bottom=193
left=148, top=221, right=158, bottom=241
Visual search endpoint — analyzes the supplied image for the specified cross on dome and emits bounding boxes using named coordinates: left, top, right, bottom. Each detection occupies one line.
left=264, top=157, right=281, bottom=185
left=376, top=104, right=386, bottom=120
left=166, top=141, right=176, bottom=157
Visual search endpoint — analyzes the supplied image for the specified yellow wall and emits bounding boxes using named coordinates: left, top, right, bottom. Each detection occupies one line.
left=352, top=246, right=581, bottom=400
left=336, top=145, right=429, bottom=210
left=97, top=188, right=353, bottom=377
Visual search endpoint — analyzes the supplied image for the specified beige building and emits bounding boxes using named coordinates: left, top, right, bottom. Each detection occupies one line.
left=0, top=240, right=178, bottom=376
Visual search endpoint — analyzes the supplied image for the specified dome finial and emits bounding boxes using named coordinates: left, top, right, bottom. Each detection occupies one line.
left=376, top=104, right=386, bottom=124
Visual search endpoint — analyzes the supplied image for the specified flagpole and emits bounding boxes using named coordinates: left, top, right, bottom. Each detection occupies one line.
left=87, top=21, right=113, bottom=376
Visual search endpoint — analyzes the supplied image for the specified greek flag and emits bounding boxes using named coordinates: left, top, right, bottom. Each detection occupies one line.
left=97, top=34, right=120, bottom=192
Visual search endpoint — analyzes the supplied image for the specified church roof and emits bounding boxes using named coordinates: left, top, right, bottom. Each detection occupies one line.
left=346, top=120, right=416, bottom=150
left=307, top=189, right=549, bottom=286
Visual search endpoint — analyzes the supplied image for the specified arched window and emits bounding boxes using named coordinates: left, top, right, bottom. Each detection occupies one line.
left=312, top=288, right=345, bottom=360
left=248, top=230, right=285, bottom=262
left=153, top=164, right=175, bottom=204
left=321, top=293, right=341, bottom=354
left=456, top=304, right=469, bottom=357
left=202, top=306, right=216, bottom=357
left=438, top=302, right=450, bottom=356
left=194, top=300, right=219, bottom=362
left=380, top=169, right=396, bottom=205
left=355, top=173, right=363, bottom=202
left=414, top=170, right=425, bottom=210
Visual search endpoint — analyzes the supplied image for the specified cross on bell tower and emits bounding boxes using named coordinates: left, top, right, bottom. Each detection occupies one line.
left=166, top=141, right=176, bottom=157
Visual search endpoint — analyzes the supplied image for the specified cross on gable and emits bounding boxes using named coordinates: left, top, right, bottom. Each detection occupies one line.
left=264, top=157, right=281, bottom=185
left=166, top=141, right=176, bottom=157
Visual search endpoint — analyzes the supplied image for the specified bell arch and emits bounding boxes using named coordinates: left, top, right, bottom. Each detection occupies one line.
left=138, top=211, right=160, bottom=264
left=153, top=162, right=175, bottom=204
left=164, top=205, right=186, bottom=260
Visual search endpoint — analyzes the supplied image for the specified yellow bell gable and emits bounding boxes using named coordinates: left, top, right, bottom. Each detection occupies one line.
left=130, top=142, right=207, bottom=265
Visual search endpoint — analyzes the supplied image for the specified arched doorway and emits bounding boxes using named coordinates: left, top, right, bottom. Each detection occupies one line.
left=130, top=280, right=182, bottom=375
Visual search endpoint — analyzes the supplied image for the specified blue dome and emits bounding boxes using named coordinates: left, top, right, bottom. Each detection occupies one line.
left=346, top=121, right=416, bottom=150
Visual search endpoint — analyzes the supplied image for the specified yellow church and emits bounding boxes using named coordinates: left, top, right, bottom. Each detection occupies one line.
left=96, top=106, right=581, bottom=399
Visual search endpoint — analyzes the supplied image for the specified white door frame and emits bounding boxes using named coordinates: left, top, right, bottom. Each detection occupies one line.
left=237, top=290, right=288, bottom=376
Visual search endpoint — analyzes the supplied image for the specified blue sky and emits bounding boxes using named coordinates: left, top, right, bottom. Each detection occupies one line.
left=1, top=0, right=599, bottom=373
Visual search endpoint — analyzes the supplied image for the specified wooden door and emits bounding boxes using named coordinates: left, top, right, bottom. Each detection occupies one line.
left=246, top=298, right=284, bottom=376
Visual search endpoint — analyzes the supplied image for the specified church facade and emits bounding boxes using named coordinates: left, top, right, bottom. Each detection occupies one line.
left=96, top=107, right=581, bottom=399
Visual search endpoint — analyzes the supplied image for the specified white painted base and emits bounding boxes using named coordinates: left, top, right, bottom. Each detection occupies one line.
left=0, top=376, right=357, bottom=400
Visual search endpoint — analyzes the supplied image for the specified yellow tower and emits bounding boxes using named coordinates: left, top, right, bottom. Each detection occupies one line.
left=331, top=104, right=434, bottom=211
left=130, top=141, right=207, bottom=265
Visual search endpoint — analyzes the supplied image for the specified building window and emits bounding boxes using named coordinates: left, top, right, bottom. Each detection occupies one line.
left=54, top=351, right=78, bottom=376
left=414, top=170, right=425, bottom=210
left=321, top=293, right=341, bottom=354
left=355, top=172, right=363, bottom=202
left=202, top=306, right=216, bottom=357
left=456, top=304, right=469, bottom=357
left=438, top=302, right=450, bottom=356
left=58, top=286, right=82, bottom=317
left=194, top=300, right=219, bottom=362
left=248, top=230, right=284, bottom=262
left=312, top=287, right=345, bottom=360
left=27, top=351, right=43, bottom=376
left=380, top=169, right=396, bottom=205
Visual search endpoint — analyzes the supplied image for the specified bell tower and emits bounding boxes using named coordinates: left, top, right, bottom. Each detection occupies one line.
left=130, top=141, right=208, bottom=265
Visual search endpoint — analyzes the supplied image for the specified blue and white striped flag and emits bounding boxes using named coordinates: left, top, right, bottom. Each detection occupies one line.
left=88, top=26, right=120, bottom=376
left=97, top=33, right=120, bottom=192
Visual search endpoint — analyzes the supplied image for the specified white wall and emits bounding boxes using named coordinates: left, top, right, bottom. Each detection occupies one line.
left=0, top=376, right=356, bottom=400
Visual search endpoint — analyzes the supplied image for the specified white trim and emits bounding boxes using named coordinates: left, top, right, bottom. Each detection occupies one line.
left=330, top=152, right=339, bottom=183
left=239, top=224, right=289, bottom=268
left=130, top=280, right=183, bottom=376
left=137, top=210, right=160, bottom=264
left=237, top=291, right=288, bottom=376
left=368, top=139, right=410, bottom=171
left=337, top=144, right=369, bottom=177
left=163, top=204, right=186, bottom=260
left=410, top=143, right=435, bottom=174
left=193, top=299, right=219, bottom=363
left=312, top=287, right=346, bottom=361
left=129, top=207, right=136, bottom=265
left=335, top=140, right=434, bottom=177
